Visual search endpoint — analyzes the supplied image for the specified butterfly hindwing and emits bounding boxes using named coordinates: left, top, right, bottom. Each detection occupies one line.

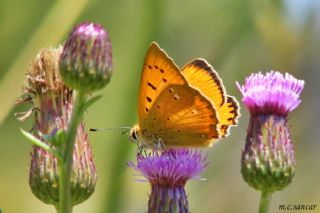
left=217, top=96, right=239, bottom=137
left=142, top=84, right=219, bottom=147
left=182, top=59, right=226, bottom=107
left=182, top=59, right=239, bottom=137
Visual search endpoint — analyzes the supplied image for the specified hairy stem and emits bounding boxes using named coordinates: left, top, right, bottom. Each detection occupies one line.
left=58, top=91, right=85, bottom=213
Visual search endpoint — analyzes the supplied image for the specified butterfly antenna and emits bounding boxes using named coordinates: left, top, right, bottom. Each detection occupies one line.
left=89, top=126, right=131, bottom=133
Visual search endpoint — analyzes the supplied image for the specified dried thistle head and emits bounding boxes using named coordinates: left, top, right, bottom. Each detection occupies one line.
left=26, top=46, right=66, bottom=95
left=17, top=47, right=97, bottom=206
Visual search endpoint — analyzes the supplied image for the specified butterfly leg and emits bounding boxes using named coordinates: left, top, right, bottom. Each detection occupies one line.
left=155, top=138, right=165, bottom=150
left=137, top=143, right=145, bottom=155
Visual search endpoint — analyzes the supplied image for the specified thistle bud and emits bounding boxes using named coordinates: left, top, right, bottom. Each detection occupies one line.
left=59, top=21, right=112, bottom=92
left=18, top=47, right=97, bottom=206
left=129, top=149, right=207, bottom=213
left=237, top=71, right=304, bottom=193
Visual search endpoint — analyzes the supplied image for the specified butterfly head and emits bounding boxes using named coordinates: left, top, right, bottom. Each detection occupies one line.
left=129, top=124, right=140, bottom=144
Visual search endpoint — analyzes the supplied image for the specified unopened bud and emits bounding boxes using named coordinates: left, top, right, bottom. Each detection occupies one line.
left=60, top=21, right=113, bottom=92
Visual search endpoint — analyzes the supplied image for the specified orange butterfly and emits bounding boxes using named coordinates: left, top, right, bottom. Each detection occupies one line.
left=129, top=42, right=239, bottom=149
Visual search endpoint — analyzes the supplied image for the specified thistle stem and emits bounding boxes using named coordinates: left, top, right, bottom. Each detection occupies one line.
left=148, top=186, right=189, bottom=213
left=259, top=191, right=272, bottom=213
left=58, top=91, right=85, bottom=213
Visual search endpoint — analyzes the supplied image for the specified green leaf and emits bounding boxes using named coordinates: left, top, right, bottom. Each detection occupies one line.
left=20, top=129, right=62, bottom=161
left=53, top=129, right=67, bottom=147
left=82, top=95, right=102, bottom=112
left=41, top=129, right=67, bottom=147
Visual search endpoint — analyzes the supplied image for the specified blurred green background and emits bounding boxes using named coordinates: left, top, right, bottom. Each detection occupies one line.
left=1, top=0, right=319, bottom=212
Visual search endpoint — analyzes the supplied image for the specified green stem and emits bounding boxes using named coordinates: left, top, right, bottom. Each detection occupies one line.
left=58, top=91, right=85, bottom=213
left=259, top=191, right=272, bottom=213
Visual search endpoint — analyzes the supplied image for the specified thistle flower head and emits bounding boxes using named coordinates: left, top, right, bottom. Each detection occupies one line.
left=129, top=149, right=207, bottom=213
left=237, top=71, right=304, bottom=193
left=18, top=47, right=97, bottom=206
left=60, top=21, right=112, bottom=92
left=237, top=71, right=304, bottom=116
left=129, top=149, right=207, bottom=187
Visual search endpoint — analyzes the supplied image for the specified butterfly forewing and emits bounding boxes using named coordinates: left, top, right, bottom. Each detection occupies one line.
left=143, top=84, right=219, bottom=147
left=138, top=42, right=187, bottom=126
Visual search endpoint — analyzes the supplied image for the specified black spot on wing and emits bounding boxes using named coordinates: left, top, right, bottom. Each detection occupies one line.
left=147, top=82, right=157, bottom=90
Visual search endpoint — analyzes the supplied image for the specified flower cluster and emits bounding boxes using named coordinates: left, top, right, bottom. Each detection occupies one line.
left=237, top=71, right=304, bottom=116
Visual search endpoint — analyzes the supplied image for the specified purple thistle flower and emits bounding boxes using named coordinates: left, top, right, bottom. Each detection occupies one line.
left=17, top=47, right=97, bottom=207
left=129, top=149, right=207, bottom=213
left=60, top=21, right=112, bottom=92
left=236, top=71, right=304, bottom=116
left=237, top=71, right=304, bottom=193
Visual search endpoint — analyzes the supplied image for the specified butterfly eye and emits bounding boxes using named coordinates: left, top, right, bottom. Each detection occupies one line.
left=129, top=129, right=138, bottom=143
